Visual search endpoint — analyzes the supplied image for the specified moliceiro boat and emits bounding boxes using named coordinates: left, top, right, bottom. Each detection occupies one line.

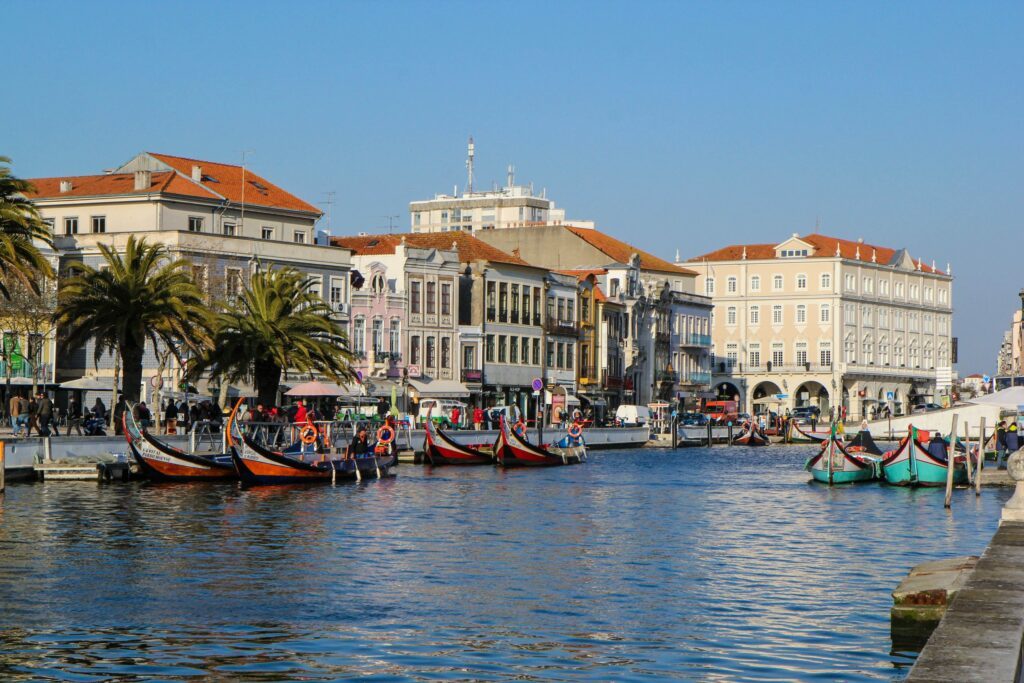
left=124, top=404, right=236, bottom=481
left=734, top=422, right=769, bottom=447
left=790, top=421, right=828, bottom=443
left=493, top=417, right=586, bottom=467
left=423, top=418, right=493, bottom=465
left=805, top=432, right=879, bottom=484
left=881, top=428, right=968, bottom=487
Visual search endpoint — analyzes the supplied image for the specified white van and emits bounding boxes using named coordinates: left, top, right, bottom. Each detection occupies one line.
left=615, top=404, right=652, bottom=426
left=417, top=399, right=467, bottom=426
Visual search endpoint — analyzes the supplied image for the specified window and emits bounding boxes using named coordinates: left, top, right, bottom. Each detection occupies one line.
left=819, top=342, right=832, bottom=366
left=190, top=265, right=208, bottom=293
left=188, top=216, right=203, bottom=232
left=796, top=305, right=806, bottom=324
left=225, top=268, right=243, bottom=301
left=862, top=305, right=873, bottom=327
left=845, top=334, right=856, bottom=363
left=426, top=281, right=436, bottom=315
left=557, top=299, right=565, bottom=322
left=91, top=216, right=106, bottom=233
left=410, top=280, right=422, bottom=315
left=353, top=318, right=366, bottom=354
left=64, top=217, right=78, bottom=235
left=441, top=283, right=452, bottom=316
left=261, top=227, right=274, bottom=240
left=726, top=343, right=738, bottom=369
left=499, top=283, right=508, bottom=322
left=879, top=337, right=889, bottom=365
left=726, top=307, right=737, bottom=325
left=704, top=277, right=715, bottom=295
left=727, top=276, right=737, bottom=294
left=533, top=287, right=542, bottom=325
left=910, top=284, right=919, bottom=300
left=389, top=319, right=400, bottom=353
left=566, top=343, right=574, bottom=370
left=293, top=231, right=306, bottom=244
left=880, top=280, right=889, bottom=296
left=522, top=288, right=530, bottom=323
left=909, top=342, right=919, bottom=367
left=772, top=305, right=783, bottom=325
left=845, top=274, right=855, bottom=291
left=567, top=299, right=575, bottom=322
left=369, top=319, right=383, bottom=354
left=924, top=287, right=933, bottom=302
left=773, top=275, right=783, bottom=290
left=924, top=314, right=933, bottom=333
left=486, top=281, right=496, bottom=321
left=441, top=337, right=450, bottom=369
left=510, top=336, right=519, bottom=365
left=414, top=212, right=421, bottom=226
left=878, top=308, right=888, bottom=328
left=894, top=339, right=904, bottom=366
left=485, top=335, right=494, bottom=362
left=772, top=343, right=784, bottom=367
left=862, top=334, right=874, bottom=363
left=820, top=273, right=831, bottom=289
left=581, top=296, right=590, bottom=323
left=796, top=342, right=808, bottom=366
left=748, top=344, right=761, bottom=368
left=557, top=342, right=565, bottom=368
left=510, top=284, right=519, bottom=323
left=426, top=336, right=436, bottom=368
left=521, top=336, right=529, bottom=364
left=411, top=334, right=421, bottom=364
left=796, top=274, right=807, bottom=290
left=862, top=277, right=873, bottom=294
left=498, top=335, right=507, bottom=363
left=223, top=222, right=236, bottom=236
left=547, top=296, right=555, bottom=322
left=750, top=275, right=760, bottom=291
left=532, top=338, right=540, bottom=365
left=820, top=304, right=830, bottom=323
left=749, top=306, right=760, bottom=325
left=610, top=278, right=621, bottom=296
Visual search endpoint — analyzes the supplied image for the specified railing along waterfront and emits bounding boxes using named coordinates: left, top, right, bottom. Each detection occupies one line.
left=199, top=417, right=415, bottom=453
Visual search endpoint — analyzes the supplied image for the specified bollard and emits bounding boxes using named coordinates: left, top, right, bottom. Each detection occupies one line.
left=0, top=441, right=5, bottom=493
left=44, top=436, right=52, bottom=464
left=945, top=413, right=959, bottom=508
left=976, top=418, right=986, bottom=497
left=671, top=417, right=678, bottom=449
left=728, top=424, right=734, bottom=445
left=706, top=421, right=713, bottom=448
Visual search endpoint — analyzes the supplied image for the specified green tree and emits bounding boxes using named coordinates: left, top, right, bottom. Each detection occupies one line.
left=0, top=155, right=55, bottom=295
left=54, top=236, right=212, bottom=404
left=190, top=267, right=354, bottom=406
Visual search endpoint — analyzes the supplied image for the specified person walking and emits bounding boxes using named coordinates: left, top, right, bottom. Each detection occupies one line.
left=9, top=392, right=23, bottom=436
left=1005, top=420, right=1021, bottom=468
left=996, top=420, right=1009, bottom=467
left=66, top=395, right=84, bottom=436
left=473, top=406, right=484, bottom=431
left=37, top=392, right=54, bottom=437
left=27, top=394, right=39, bottom=436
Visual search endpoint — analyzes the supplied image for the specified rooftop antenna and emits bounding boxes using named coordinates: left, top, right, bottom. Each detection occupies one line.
left=385, top=215, right=399, bottom=234
left=507, top=164, right=515, bottom=188
left=466, top=136, right=475, bottom=194
left=321, top=191, right=336, bottom=232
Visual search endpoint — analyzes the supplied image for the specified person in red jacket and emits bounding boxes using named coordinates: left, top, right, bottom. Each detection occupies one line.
left=293, top=398, right=308, bottom=424
left=473, top=406, right=484, bottom=430
left=450, top=406, right=461, bottom=430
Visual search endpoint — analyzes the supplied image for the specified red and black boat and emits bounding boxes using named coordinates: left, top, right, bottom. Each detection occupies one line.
left=423, top=418, right=493, bottom=465
left=734, top=422, right=770, bottom=447
left=227, top=411, right=397, bottom=486
left=124, top=404, right=236, bottom=482
left=493, top=416, right=586, bottom=468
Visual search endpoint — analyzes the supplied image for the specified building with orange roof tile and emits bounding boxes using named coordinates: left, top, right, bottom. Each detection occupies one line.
left=25, top=152, right=352, bottom=403
left=687, top=232, right=954, bottom=420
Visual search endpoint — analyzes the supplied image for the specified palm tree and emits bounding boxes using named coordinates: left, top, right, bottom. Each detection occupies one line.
left=190, top=267, right=354, bottom=406
left=0, top=155, right=55, bottom=295
left=54, top=236, right=212, bottom=404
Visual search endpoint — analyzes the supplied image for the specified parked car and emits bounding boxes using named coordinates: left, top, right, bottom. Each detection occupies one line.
left=615, top=404, right=652, bottom=426
left=679, top=412, right=709, bottom=427
left=791, top=406, right=822, bottom=425
left=912, top=402, right=943, bottom=414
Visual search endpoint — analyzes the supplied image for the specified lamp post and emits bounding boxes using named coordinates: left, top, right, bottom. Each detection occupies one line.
left=1017, top=289, right=1024, bottom=386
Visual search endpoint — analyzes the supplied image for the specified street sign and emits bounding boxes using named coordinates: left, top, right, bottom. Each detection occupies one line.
left=886, top=392, right=894, bottom=401
left=774, top=393, right=789, bottom=399
left=150, top=375, right=163, bottom=389
left=532, top=378, right=543, bottom=391
left=408, top=365, right=421, bottom=378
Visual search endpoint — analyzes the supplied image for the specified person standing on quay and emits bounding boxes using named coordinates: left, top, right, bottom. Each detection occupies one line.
left=163, top=398, right=178, bottom=434
left=9, top=392, right=22, bottom=436
left=27, top=394, right=38, bottom=436
left=473, top=405, right=483, bottom=431
left=36, top=391, right=54, bottom=437
left=66, top=395, right=84, bottom=436
left=450, top=405, right=461, bottom=430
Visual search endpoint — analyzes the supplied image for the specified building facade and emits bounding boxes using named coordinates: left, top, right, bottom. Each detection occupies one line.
left=688, top=233, right=954, bottom=420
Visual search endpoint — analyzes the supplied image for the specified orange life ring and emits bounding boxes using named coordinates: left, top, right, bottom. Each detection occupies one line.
left=300, top=425, right=318, bottom=445
left=376, top=425, right=395, bottom=445
left=568, top=423, right=583, bottom=439
left=513, top=420, right=527, bottom=437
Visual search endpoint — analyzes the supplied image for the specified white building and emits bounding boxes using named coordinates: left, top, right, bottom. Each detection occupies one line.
left=688, top=233, right=954, bottom=420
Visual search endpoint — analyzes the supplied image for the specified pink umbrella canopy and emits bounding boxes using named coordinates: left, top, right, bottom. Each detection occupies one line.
left=284, top=380, right=348, bottom=397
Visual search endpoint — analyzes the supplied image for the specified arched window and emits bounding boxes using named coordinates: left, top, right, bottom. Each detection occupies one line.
left=727, top=276, right=737, bottom=294
left=750, top=275, right=761, bottom=291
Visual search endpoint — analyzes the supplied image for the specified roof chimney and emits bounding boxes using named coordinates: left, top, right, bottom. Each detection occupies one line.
left=59, top=180, right=72, bottom=193
left=134, top=170, right=151, bottom=191
left=191, top=165, right=202, bottom=182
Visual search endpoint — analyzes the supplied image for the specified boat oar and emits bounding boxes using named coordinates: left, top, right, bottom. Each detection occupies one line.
left=354, top=458, right=362, bottom=482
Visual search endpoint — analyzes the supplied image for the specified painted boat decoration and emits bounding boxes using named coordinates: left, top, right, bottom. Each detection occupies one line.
left=845, top=430, right=884, bottom=456
left=805, top=434, right=879, bottom=484
left=791, top=422, right=828, bottom=443
left=123, top=403, right=235, bottom=482
left=734, top=423, right=769, bottom=447
left=493, top=417, right=586, bottom=468
left=423, top=418, right=493, bottom=465
left=227, top=405, right=397, bottom=486
left=881, top=429, right=968, bottom=487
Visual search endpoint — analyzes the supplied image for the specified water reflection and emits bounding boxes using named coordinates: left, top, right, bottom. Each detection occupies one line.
left=0, top=447, right=1009, bottom=681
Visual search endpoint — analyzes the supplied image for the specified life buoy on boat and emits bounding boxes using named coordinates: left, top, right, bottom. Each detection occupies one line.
left=568, top=423, right=583, bottom=439
left=376, top=425, right=395, bottom=445
left=513, top=420, right=527, bottom=438
left=300, top=424, right=318, bottom=445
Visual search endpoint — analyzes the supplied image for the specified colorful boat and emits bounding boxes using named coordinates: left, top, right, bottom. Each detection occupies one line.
left=805, top=434, right=879, bottom=484
left=227, top=408, right=397, bottom=485
left=734, top=423, right=769, bottom=446
left=881, top=429, right=968, bottom=487
left=791, top=421, right=828, bottom=443
left=423, top=418, right=493, bottom=465
left=123, top=404, right=235, bottom=482
left=493, top=417, right=586, bottom=467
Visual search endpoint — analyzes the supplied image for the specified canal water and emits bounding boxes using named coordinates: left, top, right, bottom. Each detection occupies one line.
left=0, top=446, right=1010, bottom=681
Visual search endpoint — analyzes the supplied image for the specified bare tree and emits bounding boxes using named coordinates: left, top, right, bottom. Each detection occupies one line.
left=0, top=277, right=58, bottom=399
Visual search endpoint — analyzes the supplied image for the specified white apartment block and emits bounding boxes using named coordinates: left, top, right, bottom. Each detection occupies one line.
left=688, top=233, right=954, bottom=420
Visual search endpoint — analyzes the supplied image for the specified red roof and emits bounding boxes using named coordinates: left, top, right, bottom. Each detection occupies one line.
left=564, top=226, right=697, bottom=275
left=26, top=152, right=320, bottom=215
left=689, top=233, right=943, bottom=274
left=332, top=232, right=532, bottom=267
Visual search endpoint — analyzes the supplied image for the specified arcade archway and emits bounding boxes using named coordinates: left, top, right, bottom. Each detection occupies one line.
left=795, top=381, right=830, bottom=415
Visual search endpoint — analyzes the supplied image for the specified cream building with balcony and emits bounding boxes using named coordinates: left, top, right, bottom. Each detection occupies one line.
left=688, top=233, right=954, bottom=420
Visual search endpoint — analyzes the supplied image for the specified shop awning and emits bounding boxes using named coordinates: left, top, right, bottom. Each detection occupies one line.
left=59, top=377, right=118, bottom=391
left=544, top=389, right=581, bottom=406
left=409, top=378, right=471, bottom=398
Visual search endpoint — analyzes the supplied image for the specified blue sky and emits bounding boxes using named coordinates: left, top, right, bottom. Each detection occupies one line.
left=5, top=1, right=1021, bottom=373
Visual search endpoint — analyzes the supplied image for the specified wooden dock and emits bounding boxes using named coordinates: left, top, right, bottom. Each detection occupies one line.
left=35, top=458, right=133, bottom=481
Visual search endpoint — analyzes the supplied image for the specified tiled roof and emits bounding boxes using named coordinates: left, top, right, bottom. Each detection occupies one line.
left=553, top=268, right=609, bottom=278
left=564, top=226, right=697, bottom=275
left=148, top=153, right=321, bottom=214
left=689, top=233, right=943, bottom=274
left=332, top=232, right=532, bottom=267
left=26, top=172, right=220, bottom=201
left=593, top=285, right=609, bottom=303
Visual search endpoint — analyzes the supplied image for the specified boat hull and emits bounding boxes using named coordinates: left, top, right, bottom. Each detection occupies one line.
left=880, top=434, right=968, bottom=487
left=494, top=419, right=586, bottom=468
left=805, top=437, right=878, bottom=484
left=123, top=405, right=235, bottom=481
left=424, top=422, right=494, bottom=465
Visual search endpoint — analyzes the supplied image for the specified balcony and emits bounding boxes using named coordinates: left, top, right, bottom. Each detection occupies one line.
left=603, top=374, right=624, bottom=390
left=681, top=371, right=712, bottom=385
left=681, top=333, right=712, bottom=348
left=461, top=368, right=483, bottom=384
left=544, top=319, right=579, bottom=336
left=0, top=362, right=34, bottom=379
left=657, top=370, right=679, bottom=383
